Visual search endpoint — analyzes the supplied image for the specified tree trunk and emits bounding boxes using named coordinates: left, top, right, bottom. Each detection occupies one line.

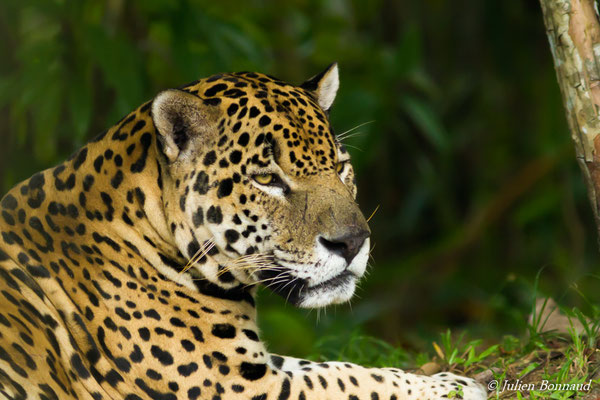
left=539, top=0, right=600, bottom=242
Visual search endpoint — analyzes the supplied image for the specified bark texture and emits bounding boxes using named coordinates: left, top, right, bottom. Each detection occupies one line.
left=540, top=0, right=600, bottom=239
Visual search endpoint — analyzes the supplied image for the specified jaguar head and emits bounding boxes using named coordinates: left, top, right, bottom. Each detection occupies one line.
left=152, top=64, right=370, bottom=308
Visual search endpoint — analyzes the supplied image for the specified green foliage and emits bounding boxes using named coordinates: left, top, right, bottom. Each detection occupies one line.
left=434, top=329, right=499, bottom=369
left=416, top=302, right=599, bottom=399
left=1, top=0, right=599, bottom=361
left=309, top=330, right=412, bottom=367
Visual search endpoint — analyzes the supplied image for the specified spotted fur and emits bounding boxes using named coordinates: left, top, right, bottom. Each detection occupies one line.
left=0, top=64, right=486, bottom=399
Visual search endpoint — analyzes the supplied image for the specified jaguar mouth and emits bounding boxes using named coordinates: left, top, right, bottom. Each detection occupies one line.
left=298, top=270, right=357, bottom=308
left=305, top=270, right=355, bottom=292
left=257, top=264, right=357, bottom=307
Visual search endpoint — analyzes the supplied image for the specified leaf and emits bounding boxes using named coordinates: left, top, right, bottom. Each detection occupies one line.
left=514, top=188, right=559, bottom=226
left=518, top=362, right=539, bottom=378
left=400, top=95, right=449, bottom=152
left=478, top=344, right=500, bottom=360
left=432, top=341, right=445, bottom=360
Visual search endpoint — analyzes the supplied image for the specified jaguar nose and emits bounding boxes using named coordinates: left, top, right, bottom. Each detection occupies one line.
left=318, top=228, right=370, bottom=265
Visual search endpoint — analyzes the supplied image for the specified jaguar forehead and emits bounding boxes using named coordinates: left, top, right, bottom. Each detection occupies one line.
left=179, top=73, right=340, bottom=175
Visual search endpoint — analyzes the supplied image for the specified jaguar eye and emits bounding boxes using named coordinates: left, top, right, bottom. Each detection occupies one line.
left=335, top=162, right=345, bottom=174
left=253, top=173, right=275, bottom=185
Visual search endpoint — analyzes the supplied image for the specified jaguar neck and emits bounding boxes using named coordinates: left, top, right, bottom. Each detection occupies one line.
left=82, top=104, right=252, bottom=297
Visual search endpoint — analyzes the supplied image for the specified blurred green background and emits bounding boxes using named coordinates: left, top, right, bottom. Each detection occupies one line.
left=1, top=0, right=598, bottom=363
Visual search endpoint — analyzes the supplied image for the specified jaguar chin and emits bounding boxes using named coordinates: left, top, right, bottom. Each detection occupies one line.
left=258, top=237, right=370, bottom=308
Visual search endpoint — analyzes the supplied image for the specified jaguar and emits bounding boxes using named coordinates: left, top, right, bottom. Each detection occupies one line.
left=0, top=64, right=487, bottom=399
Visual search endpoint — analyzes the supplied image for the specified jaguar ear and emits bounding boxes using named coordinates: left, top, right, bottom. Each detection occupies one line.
left=151, top=89, right=220, bottom=163
left=300, top=63, right=339, bottom=112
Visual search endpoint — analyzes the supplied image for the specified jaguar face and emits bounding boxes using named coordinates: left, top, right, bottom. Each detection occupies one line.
left=152, top=64, right=370, bottom=308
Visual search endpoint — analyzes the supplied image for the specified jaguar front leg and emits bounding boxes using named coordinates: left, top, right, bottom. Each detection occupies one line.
left=261, top=354, right=487, bottom=400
